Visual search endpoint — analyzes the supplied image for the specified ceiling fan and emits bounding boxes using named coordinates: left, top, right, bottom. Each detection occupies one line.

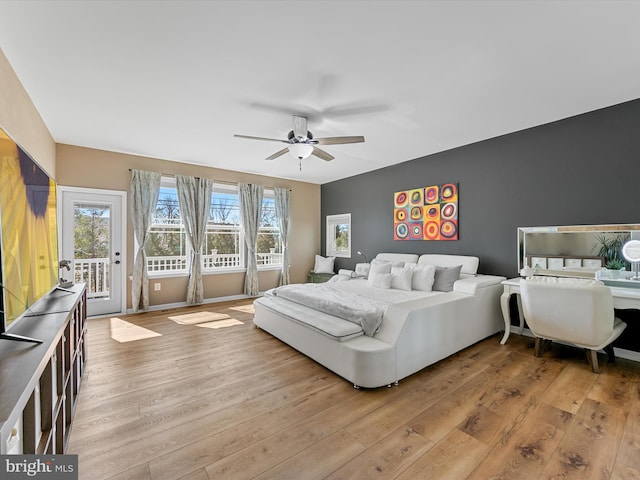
left=234, top=115, right=364, bottom=161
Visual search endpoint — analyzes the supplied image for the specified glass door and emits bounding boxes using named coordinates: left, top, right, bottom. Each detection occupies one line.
left=60, top=188, right=125, bottom=316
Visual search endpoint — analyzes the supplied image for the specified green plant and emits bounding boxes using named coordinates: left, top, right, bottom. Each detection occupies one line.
left=593, top=233, right=629, bottom=265
left=606, top=258, right=625, bottom=270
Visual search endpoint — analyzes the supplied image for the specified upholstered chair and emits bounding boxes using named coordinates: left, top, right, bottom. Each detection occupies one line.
left=520, top=276, right=627, bottom=373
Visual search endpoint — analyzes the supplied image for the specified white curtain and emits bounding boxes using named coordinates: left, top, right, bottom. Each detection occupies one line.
left=239, top=183, right=263, bottom=296
left=274, top=188, right=291, bottom=286
left=130, top=169, right=161, bottom=312
left=176, top=175, right=213, bottom=304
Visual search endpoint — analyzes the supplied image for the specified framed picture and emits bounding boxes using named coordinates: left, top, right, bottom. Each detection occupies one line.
left=394, top=183, right=458, bottom=241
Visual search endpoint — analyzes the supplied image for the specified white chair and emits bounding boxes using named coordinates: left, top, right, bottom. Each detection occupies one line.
left=520, top=276, right=626, bottom=373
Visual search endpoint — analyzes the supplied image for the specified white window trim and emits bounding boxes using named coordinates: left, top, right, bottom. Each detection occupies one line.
left=148, top=176, right=190, bottom=277
left=145, top=180, right=285, bottom=277
left=257, top=189, right=283, bottom=270
left=204, top=183, right=244, bottom=273
left=326, top=213, right=351, bottom=258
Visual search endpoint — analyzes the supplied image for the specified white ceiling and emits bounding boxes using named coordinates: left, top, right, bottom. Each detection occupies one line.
left=1, top=1, right=640, bottom=185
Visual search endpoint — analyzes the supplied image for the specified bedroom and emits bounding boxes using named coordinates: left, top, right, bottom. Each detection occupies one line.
left=1, top=1, right=640, bottom=478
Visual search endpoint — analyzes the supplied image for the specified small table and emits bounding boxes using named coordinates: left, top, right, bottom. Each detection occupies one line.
left=500, top=276, right=640, bottom=344
left=307, top=272, right=335, bottom=283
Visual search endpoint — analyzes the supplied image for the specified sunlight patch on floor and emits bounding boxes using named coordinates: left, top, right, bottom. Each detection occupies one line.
left=110, top=317, right=162, bottom=342
left=168, top=311, right=230, bottom=325
left=195, top=318, right=244, bottom=329
left=229, top=304, right=254, bottom=314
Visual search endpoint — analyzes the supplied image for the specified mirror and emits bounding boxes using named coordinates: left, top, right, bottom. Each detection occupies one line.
left=622, top=240, right=640, bottom=280
left=518, top=224, right=640, bottom=278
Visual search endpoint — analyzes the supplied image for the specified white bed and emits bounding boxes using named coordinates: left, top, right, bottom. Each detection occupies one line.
left=253, top=253, right=506, bottom=388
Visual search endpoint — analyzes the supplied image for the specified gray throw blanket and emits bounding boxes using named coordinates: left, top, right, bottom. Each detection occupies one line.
left=272, top=283, right=385, bottom=336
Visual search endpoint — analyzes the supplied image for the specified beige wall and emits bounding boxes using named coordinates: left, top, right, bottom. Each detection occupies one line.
left=1, top=47, right=320, bottom=310
left=0, top=49, right=55, bottom=176
left=56, top=144, right=321, bottom=309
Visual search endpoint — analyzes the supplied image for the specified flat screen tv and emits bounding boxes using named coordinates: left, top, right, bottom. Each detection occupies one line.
left=0, top=126, right=59, bottom=343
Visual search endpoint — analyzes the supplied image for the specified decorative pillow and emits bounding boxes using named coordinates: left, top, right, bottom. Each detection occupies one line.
left=368, top=272, right=392, bottom=289
left=411, top=264, right=436, bottom=291
left=371, top=258, right=405, bottom=268
left=390, top=266, right=413, bottom=291
left=369, top=260, right=392, bottom=276
left=313, top=255, right=335, bottom=274
left=432, top=265, right=462, bottom=292
left=355, top=263, right=371, bottom=278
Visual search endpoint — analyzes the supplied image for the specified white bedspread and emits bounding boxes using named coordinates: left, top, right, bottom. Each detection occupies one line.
left=271, top=283, right=384, bottom=336
left=269, top=279, right=435, bottom=336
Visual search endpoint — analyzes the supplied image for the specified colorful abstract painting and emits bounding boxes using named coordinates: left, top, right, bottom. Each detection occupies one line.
left=394, top=183, right=458, bottom=241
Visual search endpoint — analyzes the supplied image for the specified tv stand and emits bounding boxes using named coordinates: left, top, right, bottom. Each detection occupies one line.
left=0, top=284, right=86, bottom=454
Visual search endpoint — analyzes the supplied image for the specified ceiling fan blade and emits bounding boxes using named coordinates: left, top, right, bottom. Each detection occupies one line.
left=234, top=134, right=288, bottom=143
left=292, top=115, right=308, bottom=139
left=315, top=136, right=365, bottom=145
left=265, top=148, right=289, bottom=161
left=323, top=103, right=389, bottom=118
left=312, top=147, right=335, bottom=161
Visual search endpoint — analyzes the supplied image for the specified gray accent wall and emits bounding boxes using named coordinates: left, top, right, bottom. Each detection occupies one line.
left=322, top=98, right=640, bottom=278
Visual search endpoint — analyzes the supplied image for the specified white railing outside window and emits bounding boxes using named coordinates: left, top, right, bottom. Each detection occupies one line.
left=74, top=258, right=110, bottom=299
left=145, top=252, right=282, bottom=272
left=147, top=256, right=188, bottom=272
left=202, top=252, right=241, bottom=269
left=257, top=252, right=283, bottom=266
left=73, top=252, right=282, bottom=298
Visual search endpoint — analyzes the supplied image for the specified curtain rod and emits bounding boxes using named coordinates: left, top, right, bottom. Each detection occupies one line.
left=128, top=168, right=292, bottom=191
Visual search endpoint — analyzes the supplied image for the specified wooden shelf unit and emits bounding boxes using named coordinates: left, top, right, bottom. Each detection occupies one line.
left=0, top=284, right=87, bottom=454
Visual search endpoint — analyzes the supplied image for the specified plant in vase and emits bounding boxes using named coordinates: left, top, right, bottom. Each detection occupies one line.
left=605, top=258, right=626, bottom=278
left=594, top=233, right=629, bottom=266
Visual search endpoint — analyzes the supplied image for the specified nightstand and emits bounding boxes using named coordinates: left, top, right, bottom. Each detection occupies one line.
left=307, top=272, right=335, bottom=283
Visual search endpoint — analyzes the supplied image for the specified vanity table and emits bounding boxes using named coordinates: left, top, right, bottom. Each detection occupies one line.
left=502, top=223, right=640, bottom=344
left=500, top=277, right=640, bottom=344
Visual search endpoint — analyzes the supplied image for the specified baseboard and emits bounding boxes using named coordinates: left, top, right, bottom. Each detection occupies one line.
left=94, top=294, right=257, bottom=317
left=509, top=326, right=640, bottom=363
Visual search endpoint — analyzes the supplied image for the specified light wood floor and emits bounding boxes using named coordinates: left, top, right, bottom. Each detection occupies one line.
left=68, top=299, right=640, bottom=480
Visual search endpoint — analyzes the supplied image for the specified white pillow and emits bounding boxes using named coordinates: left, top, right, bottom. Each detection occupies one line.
left=369, top=261, right=392, bottom=276
left=374, top=258, right=405, bottom=269
left=391, top=266, right=413, bottom=291
left=367, top=272, right=392, bottom=289
left=412, top=264, right=436, bottom=291
left=355, top=263, right=371, bottom=278
left=313, top=255, right=335, bottom=274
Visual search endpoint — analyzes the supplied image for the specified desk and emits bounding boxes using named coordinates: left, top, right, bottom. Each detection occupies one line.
left=500, top=277, right=640, bottom=344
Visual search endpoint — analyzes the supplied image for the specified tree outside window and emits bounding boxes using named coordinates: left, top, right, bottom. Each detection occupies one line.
left=205, top=187, right=243, bottom=269
left=257, top=193, right=282, bottom=266
left=146, top=184, right=188, bottom=273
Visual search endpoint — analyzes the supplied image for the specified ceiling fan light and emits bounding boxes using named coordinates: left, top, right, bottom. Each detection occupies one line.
left=288, top=143, right=314, bottom=160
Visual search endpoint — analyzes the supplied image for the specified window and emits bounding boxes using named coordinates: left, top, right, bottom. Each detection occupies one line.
left=146, top=178, right=188, bottom=273
left=326, top=213, right=351, bottom=258
left=144, top=179, right=278, bottom=274
left=204, top=184, right=243, bottom=270
left=257, top=190, right=283, bottom=268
